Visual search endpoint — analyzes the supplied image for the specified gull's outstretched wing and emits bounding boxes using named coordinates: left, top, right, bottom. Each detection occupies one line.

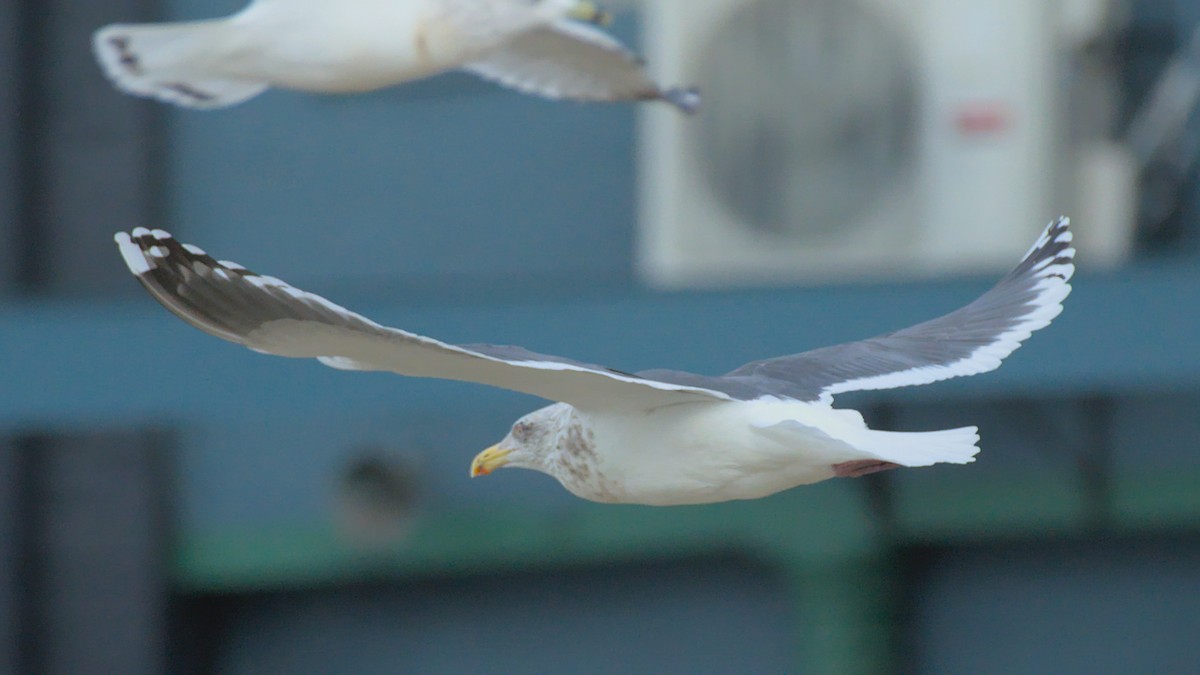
left=462, top=21, right=699, bottom=113
left=93, top=21, right=269, bottom=109
left=640, top=218, right=1075, bottom=403
left=115, top=228, right=730, bottom=410
left=721, top=218, right=1075, bottom=403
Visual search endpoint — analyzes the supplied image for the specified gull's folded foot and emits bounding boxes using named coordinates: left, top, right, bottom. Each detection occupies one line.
left=833, top=460, right=901, bottom=478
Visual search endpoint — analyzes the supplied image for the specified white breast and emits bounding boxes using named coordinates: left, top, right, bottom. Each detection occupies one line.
left=223, top=0, right=491, bottom=91
left=571, top=399, right=870, bottom=506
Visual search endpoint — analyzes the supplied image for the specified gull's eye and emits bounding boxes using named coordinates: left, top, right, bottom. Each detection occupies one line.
left=513, top=422, right=533, bottom=441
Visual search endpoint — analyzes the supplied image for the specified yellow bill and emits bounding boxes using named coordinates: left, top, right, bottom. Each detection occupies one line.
left=567, top=1, right=614, bottom=26
left=471, top=445, right=513, bottom=477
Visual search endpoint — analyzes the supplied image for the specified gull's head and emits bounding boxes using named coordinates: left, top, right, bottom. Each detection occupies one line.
left=533, top=0, right=613, bottom=25
left=471, top=404, right=571, bottom=478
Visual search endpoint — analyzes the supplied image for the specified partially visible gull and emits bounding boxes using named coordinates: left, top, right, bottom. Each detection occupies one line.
left=92, top=0, right=698, bottom=112
left=115, top=218, right=1074, bottom=506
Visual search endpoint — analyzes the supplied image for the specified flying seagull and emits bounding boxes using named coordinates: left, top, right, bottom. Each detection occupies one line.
left=114, top=218, right=1074, bottom=505
left=92, top=0, right=699, bottom=112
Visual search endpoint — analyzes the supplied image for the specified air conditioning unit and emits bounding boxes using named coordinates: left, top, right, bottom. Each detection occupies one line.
left=637, top=0, right=1122, bottom=288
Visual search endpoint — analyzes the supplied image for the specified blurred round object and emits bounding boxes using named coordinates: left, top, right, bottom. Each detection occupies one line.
left=694, top=0, right=918, bottom=241
left=334, top=453, right=422, bottom=548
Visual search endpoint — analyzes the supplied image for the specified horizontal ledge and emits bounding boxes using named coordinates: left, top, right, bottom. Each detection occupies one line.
left=174, top=482, right=876, bottom=592
left=174, top=466, right=1200, bottom=593
left=0, top=261, right=1195, bottom=428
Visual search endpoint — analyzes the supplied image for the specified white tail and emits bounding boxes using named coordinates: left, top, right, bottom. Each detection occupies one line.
left=93, top=22, right=267, bottom=109
left=752, top=414, right=981, bottom=470
left=852, top=426, right=981, bottom=467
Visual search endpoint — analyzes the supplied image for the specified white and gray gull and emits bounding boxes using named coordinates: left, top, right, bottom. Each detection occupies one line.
left=92, top=0, right=699, bottom=112
left=114, top=218, right=1074, bottom=505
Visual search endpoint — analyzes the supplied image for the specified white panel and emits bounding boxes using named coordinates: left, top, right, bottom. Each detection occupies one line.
left=637, top=0, right=1059, bottom=288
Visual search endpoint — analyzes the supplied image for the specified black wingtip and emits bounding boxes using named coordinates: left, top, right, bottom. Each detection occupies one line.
left=115, top=227, right=181, bottom=277
left=1031, top=216, right=1074, bottom=263
left=1008, top=217, right=1075, bottom=284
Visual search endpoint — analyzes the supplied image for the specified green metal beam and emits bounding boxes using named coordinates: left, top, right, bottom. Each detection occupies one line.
left=175, top=481, right=891, bottom=673
left=172, top=467, right=1200, bottom=672
left=173, top=481, right=880, bottom=593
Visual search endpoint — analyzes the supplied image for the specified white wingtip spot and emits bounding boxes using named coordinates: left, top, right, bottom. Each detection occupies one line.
left=183, top=243, right=207, bottom=256
left=114, top=231, right=153, bottom=274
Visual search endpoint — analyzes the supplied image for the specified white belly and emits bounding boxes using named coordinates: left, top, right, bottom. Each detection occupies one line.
left=576, top=400, right=871, bottom=506
left=222, top=0, right=491, bottom=91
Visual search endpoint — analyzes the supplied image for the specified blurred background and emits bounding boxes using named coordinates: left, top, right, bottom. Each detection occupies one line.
left=2, top=0, right=1200, bottom=672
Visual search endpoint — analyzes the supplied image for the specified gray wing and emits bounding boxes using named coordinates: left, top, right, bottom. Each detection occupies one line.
left=114, top=228, right=730, bottom=410
left=462, top=21, right=699, bottom=113
left=642, top=218, right=1076, bottom=404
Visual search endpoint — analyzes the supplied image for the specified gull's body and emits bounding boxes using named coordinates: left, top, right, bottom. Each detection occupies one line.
left=114, top=218, right=1074, bottom=505
left=191, top=0, right=452, bottom=92
left=93, top=0, right=699, bottom=111
left=564, top=401, right=911, bottom=505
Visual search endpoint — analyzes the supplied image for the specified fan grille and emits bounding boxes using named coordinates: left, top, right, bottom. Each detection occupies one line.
left=693, top=0, right=920, bottom=241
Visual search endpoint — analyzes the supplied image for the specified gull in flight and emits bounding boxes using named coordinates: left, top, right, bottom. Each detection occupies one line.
left=115, top=218, right=1074, bottom=505
left=93, top=0, right=699, bottom=112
